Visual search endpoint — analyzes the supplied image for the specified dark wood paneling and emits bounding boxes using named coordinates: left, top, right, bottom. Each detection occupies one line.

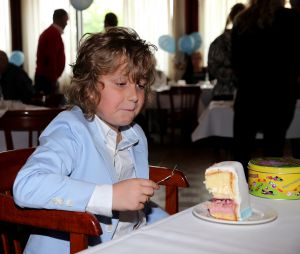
left=10, top=0, right=23, bottom=50
left=185, top=0, right=199, bottom=34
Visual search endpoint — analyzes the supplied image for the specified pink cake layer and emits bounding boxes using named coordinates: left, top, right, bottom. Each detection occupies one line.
left=208, top=199, right=238, bottom=221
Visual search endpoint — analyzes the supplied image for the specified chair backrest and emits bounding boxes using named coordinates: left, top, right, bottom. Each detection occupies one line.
left=0, top=148, right=189, bottom=253
left=156, top=86, right=202, bottom=143
left=30, top=93, right=66, bottom=108
left=0, top=108, right=63, bottom=150
left=0, top=148, right=102, bottom=254
left=149, top=165, right=189, bottom=214
left=169, top=86, right=201, bottom=120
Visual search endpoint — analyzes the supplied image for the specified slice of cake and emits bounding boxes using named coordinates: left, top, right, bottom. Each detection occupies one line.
left=204, top=161, right=252, bottom=221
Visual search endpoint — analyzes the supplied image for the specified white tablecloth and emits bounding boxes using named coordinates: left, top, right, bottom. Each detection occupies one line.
left=77, top=196, right=300, bottom=254
left=191, top=100, right=300, bottom=142
left=0, top=100, right=49, bottom=151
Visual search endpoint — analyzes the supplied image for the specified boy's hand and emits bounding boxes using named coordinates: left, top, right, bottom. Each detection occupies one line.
left=112, top=178, right=159, bottom=211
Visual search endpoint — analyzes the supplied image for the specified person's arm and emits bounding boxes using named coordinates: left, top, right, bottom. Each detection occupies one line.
left=47, top=34, right=65, bottom=81
left=87, top=178, right=159, bottom=216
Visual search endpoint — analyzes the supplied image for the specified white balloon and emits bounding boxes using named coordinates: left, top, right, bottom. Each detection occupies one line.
left=70, top=0, right=93, bottom=11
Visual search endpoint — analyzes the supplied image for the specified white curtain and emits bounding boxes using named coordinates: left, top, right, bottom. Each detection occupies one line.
left=0, top=0, right=11, bottom=54
left=123, top=0, right=172, bottom=77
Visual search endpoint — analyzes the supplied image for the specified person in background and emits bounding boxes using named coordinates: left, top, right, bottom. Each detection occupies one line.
left=181, top=51, right=207, bottom=84
left=13, top=27, right=168, bottom=254
left=34, top=9, right=68, bottom=96
left=208, top=3, right=246, bottom=100
left=104, top=12, right=118, bottom=31
left=231, top=0, right=300, bottom=174
left=0, top=50, right=34, bottom=103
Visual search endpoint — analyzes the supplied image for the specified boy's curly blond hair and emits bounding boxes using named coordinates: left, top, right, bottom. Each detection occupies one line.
left=65, top=27, right=157, bottom=120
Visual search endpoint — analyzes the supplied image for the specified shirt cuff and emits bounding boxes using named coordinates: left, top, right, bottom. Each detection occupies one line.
left=86, top=184, right=112, bottom=217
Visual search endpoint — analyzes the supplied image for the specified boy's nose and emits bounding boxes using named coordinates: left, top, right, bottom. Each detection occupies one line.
left=127, top=83, right=138, bottom=102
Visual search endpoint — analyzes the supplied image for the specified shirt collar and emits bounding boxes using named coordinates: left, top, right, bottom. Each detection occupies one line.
left=95, top=115, right=139, bottom=150
left=52, top=23, right=64, bottom=34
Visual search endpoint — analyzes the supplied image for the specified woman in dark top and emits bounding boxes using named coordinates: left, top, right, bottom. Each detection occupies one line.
left=231, top=0, right=300, bottom=173
left=208, top=3, right=245, bottom=100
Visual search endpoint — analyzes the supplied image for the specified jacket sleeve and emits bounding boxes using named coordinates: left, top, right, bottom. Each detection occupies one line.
left=13, top=117, right=96, bottom=212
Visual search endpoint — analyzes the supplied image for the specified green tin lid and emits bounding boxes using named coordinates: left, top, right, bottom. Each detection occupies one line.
left=248, top=157, right=300, bottom=174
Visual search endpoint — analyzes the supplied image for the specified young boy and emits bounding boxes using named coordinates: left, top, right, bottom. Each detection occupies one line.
left=13, top=27, right=168, bottom=254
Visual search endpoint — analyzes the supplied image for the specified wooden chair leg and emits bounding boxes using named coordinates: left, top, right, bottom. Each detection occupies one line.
left=70, top=233, right=88, bottom=254
left=4, top=131, right=13, bottom=150
left=1, top=233, right=10, bottom=254
left=165, top=186, right=178, bottom=215
left=13, top=239, right=22, bottom=254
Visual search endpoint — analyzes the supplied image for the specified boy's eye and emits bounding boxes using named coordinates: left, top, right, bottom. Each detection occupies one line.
left=116, top=82, right=127, bottom=86
left=137, top=83, right=146, bottom=90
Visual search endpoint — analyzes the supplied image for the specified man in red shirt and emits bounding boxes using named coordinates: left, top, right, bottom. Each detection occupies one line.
left=34, top=9, right=68, bottom=95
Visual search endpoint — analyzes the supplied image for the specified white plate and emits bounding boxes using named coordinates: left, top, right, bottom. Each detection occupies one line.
left=192, top=201, right=277, bottom=225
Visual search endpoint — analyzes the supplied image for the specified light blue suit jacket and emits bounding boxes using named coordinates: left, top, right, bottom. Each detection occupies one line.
left=13, top=106, right=168, bottom=254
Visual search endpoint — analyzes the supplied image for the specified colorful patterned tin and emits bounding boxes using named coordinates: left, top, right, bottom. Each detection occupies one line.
left=248, top=158, right=300, bottom=200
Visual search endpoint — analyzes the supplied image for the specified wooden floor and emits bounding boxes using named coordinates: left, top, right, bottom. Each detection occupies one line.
left=148, top=134, right=295, bottom=212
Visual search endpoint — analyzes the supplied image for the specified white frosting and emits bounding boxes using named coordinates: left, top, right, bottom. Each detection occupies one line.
left=205, top=161, right=251, bottom=220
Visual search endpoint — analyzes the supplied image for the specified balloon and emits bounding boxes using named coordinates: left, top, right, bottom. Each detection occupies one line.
left=9, top=51, right=24, bottom=67
left=178, top=35, right=195, bottom=55
left=70, top=0, right=93, bottom=11
left=189, top=32, right=202, bottom=52
left=158, top=35, right=175, bottom=54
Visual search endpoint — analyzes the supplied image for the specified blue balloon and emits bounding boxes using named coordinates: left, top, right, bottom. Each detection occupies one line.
left=70, top=0, right=93, bottom=11
left=189, top=32, right=202, bottom=52
left=9, top=51, right=24, bottom=67
left=178, top=35, right=195, bottom=55
left=158, top=35, right=175, bottom=54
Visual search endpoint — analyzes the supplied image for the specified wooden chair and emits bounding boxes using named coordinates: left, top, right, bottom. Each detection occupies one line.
left=0, top=148, right=189, bottom=253
left=156, top=86, right=202, bottom=143
left=0, top=108, right=63, bottom=150
left=0, top=148, right=101, bottom=254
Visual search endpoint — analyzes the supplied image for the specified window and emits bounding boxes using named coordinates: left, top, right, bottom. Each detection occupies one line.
left=82, top=0, right=124, bottom=33
left=82, top=0, right=172, bottom=77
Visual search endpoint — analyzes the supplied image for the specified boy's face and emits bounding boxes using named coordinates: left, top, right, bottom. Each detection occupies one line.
left=96, top=64, right=146, bottom=131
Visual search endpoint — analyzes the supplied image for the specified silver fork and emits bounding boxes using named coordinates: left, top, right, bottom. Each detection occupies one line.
left=156, top=164, right=177, bottom=184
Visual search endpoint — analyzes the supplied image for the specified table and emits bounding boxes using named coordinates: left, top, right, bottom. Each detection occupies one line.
left=148, top=81, right=213, bottom=116
left=77, top=196, right=300, bottom=254
left=0, top=100, right=48, bottom=151
left=191, top=100, right=300, bottom=142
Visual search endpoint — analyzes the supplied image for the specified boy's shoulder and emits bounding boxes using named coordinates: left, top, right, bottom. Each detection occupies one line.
left=50, top=106, right=93, bottom=130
